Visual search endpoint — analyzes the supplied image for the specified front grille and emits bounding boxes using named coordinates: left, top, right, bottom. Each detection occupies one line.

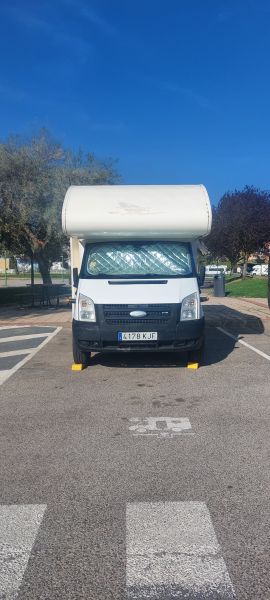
left=106, top=318, right=167, bottom=325
left=103, top=304, right=172, bottom=325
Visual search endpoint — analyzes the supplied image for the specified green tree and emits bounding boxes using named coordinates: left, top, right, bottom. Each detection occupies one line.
left=0, top=130, right=119, bottom=283
left=206, top=186, right=270, bottom=277
left=266, top=244, right=270, bottom=309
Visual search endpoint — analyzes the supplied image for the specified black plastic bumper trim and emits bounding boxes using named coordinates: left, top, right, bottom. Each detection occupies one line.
left=72, top=310, right=205, bottom=353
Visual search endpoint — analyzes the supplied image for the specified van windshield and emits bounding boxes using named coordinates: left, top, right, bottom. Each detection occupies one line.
left=83, top=241, right=193, bottom=278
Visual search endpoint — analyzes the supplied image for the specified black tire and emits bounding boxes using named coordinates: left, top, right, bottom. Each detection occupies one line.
left=188, top=338, right=205, bottom=365
left=72, top=335, right=91, bottom=366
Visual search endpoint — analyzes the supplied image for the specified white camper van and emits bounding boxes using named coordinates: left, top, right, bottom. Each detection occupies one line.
left=62, top=185, right=212, bottom=365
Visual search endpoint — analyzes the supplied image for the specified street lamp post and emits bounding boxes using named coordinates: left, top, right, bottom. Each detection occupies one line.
left=268, top=248, right=270, bottom=309
left=259, top=244, right=270, bottom=310
left=30, top=251, right=34, bottom=288
left=4, top=250, right=7, bottom=287
left=61, top=256, right=64, bottom=282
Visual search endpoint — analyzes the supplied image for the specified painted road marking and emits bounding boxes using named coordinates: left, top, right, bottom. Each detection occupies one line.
left=0, top=326, right=56, bottom=339
left=0, top=349, right=38, bottom=358
left=0, top=355, right=30, bottom=371
left=126, top=502, right=235, bottom=599
left=128, top=417, right=192, bottom=437
left=0, top=327, right=61, bottom=387
left=0, top=337, right=48, bottom=352
left=0, top=370, right=13, bottom=383
left=218, top=326, right=270, bottom=362
left=0, top=504, right=46, bottom=599
left=0, top=333, right=52, bottom=344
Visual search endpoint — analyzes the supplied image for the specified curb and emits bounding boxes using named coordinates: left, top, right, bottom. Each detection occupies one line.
left=239, top=298, right=269, bottom=309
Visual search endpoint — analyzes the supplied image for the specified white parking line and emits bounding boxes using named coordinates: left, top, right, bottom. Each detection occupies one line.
left=0, top=327, right=62, bottom=387
left=126, top=502, right=235, bottom=599
left=0, top=333, right=52, bottom=344
left=0, top=326, right=30, bottom=330
left=0, top=370, right=12, bottom=385
left=217, top=326, right=270, bottom=362
left=0, top=504, right=46, bottom=599
left=0, top=349, right=35, bottom=358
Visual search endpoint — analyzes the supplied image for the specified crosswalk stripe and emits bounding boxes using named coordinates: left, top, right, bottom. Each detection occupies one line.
left=126, top=502, right=235, bottom=599
left=0, top=504, right=46, bottom=599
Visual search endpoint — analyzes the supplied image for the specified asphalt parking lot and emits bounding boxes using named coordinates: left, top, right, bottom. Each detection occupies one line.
left=0, top=302, right=269, bottom=600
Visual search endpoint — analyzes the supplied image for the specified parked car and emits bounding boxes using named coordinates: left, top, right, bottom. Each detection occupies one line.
left=51, top=262, right=63, bottom=272
left=205, top=265, right=230, bottom=276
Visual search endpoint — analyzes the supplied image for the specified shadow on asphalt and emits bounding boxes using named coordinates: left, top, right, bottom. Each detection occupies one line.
left=90, top=305, right=265, bottom=369
left=203, top=304, right=264, bottom=334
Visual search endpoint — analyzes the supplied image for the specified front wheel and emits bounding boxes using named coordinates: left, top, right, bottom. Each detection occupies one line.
left=72, top=335, right=91, bottom=366
left=188, top=338, right=205, bottom=365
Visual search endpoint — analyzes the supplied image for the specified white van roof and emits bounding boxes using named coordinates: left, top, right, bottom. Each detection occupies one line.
left=62, top=184, right=212, bottom=241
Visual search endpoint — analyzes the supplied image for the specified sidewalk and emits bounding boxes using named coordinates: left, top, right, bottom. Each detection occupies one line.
left=237, top=297, right=269, bottom=309
left=0, top=296, right=269, bottom=329
left=0, top=305, right=72, bottom=327
left=205, top=295, right=270, bottom=320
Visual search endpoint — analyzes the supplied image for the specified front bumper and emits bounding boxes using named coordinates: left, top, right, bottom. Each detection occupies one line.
left=73, top=303, right=204, bottom=352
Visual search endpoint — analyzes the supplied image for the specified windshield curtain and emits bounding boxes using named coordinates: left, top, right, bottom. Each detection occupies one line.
left=84, top=242, right=193, bottom=277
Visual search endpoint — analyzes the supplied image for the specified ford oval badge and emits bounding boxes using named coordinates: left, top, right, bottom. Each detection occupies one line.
left=130, top=310, right=147, bottom=318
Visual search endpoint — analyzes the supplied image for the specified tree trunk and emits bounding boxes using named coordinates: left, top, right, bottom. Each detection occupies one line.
left=35, top=252, right=52, bottom=284
left=230, top=261, right=237, bottom=274
left=12, top=256, right=19, bottom=275
left=242, top=256, right=248, bottom=279
left=30, top=251, right=35, bottom=287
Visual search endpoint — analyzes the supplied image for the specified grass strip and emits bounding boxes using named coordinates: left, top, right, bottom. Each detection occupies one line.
left=226, top=277, right=267, bottom=298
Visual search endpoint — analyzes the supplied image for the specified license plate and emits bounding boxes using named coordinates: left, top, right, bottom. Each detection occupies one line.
left=118, top=332, right=158, bottom=342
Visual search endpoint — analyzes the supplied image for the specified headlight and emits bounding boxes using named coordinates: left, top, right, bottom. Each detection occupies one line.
left=78, top=293, right=96, bottom=322
left=180, top=292, right=199, bottom=321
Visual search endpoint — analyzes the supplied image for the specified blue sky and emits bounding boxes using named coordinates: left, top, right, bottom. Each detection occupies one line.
left=0, top=0, right=270, bottom=203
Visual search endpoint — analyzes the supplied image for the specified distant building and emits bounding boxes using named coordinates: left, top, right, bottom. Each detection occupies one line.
left=0, top=257, right=10, bottom=272
left=248, top=242, right=270, bottom=263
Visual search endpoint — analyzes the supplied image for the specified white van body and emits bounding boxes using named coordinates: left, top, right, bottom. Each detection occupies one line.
left=62, top=185, right=212, bottom=361
left=252, top=264, right=268, bottom=276
left=205, top=265, right=228, bottom=276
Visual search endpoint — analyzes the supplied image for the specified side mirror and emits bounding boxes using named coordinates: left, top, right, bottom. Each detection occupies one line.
left=73, top=267, right=79, bottom=288
left=197, top=265, right=206, bottom=287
